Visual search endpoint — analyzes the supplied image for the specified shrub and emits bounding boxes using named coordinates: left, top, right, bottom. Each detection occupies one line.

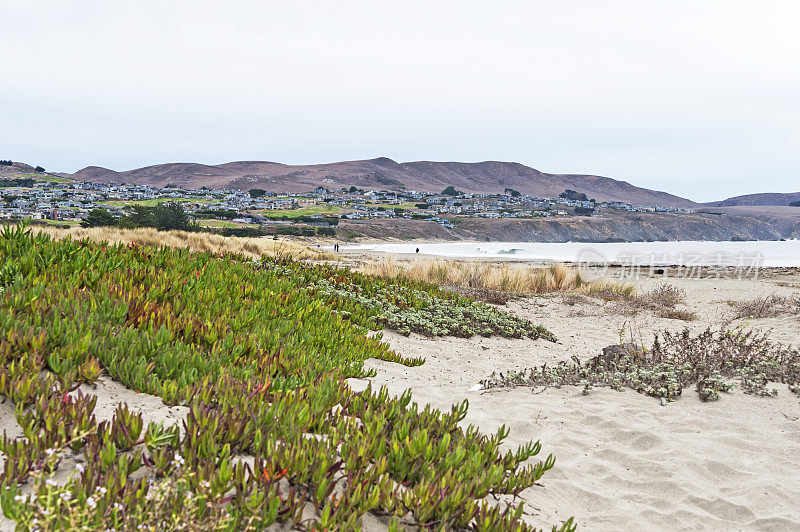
left=483, top=325, right=800, bottom=402
left=0, top=178, right=36, bottom=188
left=726, top=294, right=800, bottom=319
left=614, top=283, right=696, bottom=321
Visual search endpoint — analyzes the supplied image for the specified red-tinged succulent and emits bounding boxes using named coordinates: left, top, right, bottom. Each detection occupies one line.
left=0, top=223, right=572, bottom=531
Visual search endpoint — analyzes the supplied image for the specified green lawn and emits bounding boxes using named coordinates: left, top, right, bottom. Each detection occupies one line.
left=256, top=205, right=346, bottom=218
left=42, top=219, right=81, bottom=227
left=35, top=174, right=74, bottom=184
left=199, top=219, right=258, bottom=228
left=8, top=173, right=74, bottom=184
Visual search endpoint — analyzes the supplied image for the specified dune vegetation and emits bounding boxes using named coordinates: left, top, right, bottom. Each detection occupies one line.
left=30, top=224, right=334, bottom=261
left=0, top=224, right=571, bottom=531
left=483, top=325, right=800, bottom=402
left=360, top=257, right=634, bottom=301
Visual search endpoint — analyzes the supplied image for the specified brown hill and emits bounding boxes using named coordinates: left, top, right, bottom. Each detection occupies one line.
left=707, top=192, right=800, bottom=207
left=0, top=162, right=38, bottom=177
left=72, top=158, right=697, bottom=207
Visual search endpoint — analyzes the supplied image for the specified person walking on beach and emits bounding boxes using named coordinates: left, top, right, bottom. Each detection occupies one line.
left=416, top=248, right=419, bottom=253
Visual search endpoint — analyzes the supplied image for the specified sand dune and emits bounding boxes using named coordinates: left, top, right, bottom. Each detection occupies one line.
left=349, top=273, right=800, bottom=530
left=4, top=268, right=798, bottom=530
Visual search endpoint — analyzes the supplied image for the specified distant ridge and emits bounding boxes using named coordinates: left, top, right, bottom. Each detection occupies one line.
left=72, top=158, right=698, bottom=208
left=707, top=192, right=800, bottom=207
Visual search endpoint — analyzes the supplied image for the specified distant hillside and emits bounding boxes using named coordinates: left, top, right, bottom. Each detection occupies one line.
left=72, top=157, right=697, bottom=207
left=707, top=192, right=800, bottom=207
left=0, top=161, right=39, bottom=177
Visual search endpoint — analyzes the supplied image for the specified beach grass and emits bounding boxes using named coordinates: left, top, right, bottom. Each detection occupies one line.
left=29, top=224, right=334, bottom=261
left=360, top=256, right=635, bottom=299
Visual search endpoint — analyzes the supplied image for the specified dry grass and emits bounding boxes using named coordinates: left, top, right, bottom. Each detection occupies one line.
left=614, top=283, right=697, bottom=321
left=726, top=294, right=800, bottom=320
left=29, top=225, right=335, bottom=261
left=359, top=257, right=635, bottom=299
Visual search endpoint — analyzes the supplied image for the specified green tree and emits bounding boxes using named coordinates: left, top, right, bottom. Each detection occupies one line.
left=249, top=188, right=267, bottom=198
left=81, top=208, right=117, bottom=227
left=152, top=202, right=193, bottom=231
left=119, top=205, right=155, bottom=228
left=559, top=189, right=589, bottom=202
left=441, top=186, right=462, bottom=196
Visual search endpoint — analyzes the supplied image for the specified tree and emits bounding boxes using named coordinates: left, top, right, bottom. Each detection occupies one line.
left=81, top=208, right=117, bottom=227
left=441, top=186, right=462, bottom=196
left=116, top=202, right=195, bottom=231
left=790, top=201, right=800, bottom=207
left=0, top=160, right=12, bottom=166
left=504, top=188, right=521, bottom=197
left=559, top=189, right=589, bottom=202
left=34, top=166, right=45, bottom=173
left=119, top=205, right=155, bottom=229
left=152, top=202, right=193, bottom=231
left=249, top=188, right=267, bottom=198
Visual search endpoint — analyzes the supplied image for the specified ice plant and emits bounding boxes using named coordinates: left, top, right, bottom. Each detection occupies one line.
left=0, top=223, right=571, bottom=531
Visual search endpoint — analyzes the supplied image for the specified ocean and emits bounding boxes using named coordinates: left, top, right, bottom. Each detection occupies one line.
left=345, top=240, right=800, bottom=268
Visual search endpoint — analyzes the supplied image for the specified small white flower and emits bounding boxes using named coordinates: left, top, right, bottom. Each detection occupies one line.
left=199, top=480, right=210, bottom=489
left=45, top=449, right=55, bottom=456
left=45, top=478, right=58, bottom=487
left=14, top=494, right=27, bottom=503
left=76, top=464, right=85, bottom=474
left=86, top=497, right=97, bottom=509
left=96, top=486, right=107, bottom=495
left=59, top=490, right=72, bottom=501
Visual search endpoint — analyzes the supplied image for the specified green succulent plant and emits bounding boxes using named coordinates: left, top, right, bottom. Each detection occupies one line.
left=0, top=223, right=571, bottom=531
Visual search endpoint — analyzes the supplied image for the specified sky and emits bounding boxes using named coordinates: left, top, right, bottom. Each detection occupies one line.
left=2, top=1, right=799, bottom=202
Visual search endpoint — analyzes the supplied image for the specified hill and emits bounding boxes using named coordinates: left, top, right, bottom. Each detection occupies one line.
left=707, top=192, right=800, bottom=207
left=72, top=158, right=698, bottom=207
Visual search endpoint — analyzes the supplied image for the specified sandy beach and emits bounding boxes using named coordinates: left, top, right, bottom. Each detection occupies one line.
left=347, top=270, right=800, bottom=530
left=3, top=255, right=798, bottom=531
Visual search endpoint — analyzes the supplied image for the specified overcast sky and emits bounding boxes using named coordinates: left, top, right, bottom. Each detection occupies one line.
left=2, top=1, right=799, bottom=201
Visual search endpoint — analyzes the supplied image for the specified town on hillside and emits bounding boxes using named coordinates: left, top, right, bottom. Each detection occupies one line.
left=0, top=170, right=696, bottom=236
